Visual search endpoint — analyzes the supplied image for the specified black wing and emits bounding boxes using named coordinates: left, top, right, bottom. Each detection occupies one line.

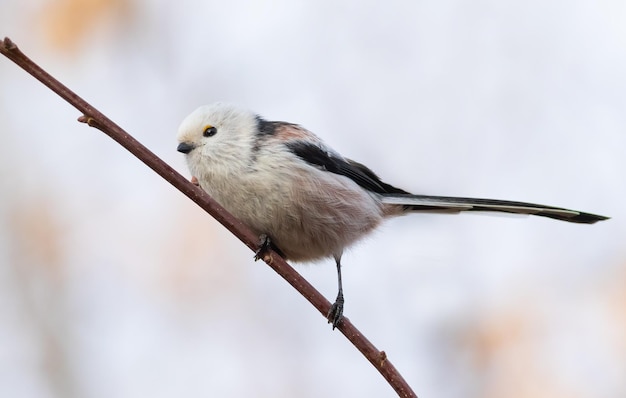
left=285, top=141, right=408, bottom=194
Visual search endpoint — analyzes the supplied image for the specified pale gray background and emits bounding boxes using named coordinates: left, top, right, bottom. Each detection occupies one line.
left=1, top=1, right=624, bottom=397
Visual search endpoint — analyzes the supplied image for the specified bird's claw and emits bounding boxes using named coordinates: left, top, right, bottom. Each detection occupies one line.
left=254, top=234, right=272, bottom=262
left=327, top=294, right=344, bottom=329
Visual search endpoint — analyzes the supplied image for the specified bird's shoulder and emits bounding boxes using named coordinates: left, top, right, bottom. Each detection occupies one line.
left=259, top=120, right=407, bottom=195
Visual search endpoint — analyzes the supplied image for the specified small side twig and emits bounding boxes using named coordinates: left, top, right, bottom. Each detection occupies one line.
left=1, top=37, right=417, bottom=398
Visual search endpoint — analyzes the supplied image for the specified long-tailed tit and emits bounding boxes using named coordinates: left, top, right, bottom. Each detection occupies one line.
left=176, top=102, right=608, bottom=328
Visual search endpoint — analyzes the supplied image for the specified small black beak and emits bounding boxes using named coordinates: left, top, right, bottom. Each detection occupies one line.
left=177, top=142, right=196, bottom=154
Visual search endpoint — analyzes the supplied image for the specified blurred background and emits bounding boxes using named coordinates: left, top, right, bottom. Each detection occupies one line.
left=0, top=1, right=624, bottom=397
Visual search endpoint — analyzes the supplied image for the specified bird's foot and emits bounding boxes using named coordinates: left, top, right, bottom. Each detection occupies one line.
left=254, top=234, right=272, bottom=262
left=327, top=293, right=344, bottom=329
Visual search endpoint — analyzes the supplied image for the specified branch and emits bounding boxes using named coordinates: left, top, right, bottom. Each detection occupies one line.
left=1, top=37, right=417, bottom=398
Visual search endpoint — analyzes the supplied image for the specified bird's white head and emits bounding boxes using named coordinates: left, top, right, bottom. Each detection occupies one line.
left=176, top=103, right=259, bottom=176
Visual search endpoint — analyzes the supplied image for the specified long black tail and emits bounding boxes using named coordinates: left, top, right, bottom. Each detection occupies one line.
left=381, top=194, right=609, bottom=224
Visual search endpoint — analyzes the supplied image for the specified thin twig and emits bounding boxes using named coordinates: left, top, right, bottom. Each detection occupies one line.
left=1, top=37, right=417, bottom=398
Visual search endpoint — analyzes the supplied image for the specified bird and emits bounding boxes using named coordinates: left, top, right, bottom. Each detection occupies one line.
left=176, top=102, right=608, bottom=329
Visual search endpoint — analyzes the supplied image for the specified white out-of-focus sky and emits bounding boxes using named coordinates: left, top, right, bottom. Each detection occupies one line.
left=1, top=1, right=625, bottom=397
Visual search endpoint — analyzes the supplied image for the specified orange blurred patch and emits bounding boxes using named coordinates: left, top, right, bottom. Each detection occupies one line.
left=39, top=0, right=133, bottom=51
left=9, top=197, right=65, bottom=274
left=608, top=262, right=626, bottom=358
left=459, top=309, right=576, bottom=398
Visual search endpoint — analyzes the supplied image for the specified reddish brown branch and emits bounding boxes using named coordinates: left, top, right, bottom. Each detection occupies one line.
left=1, top=37, right=417, bottom=398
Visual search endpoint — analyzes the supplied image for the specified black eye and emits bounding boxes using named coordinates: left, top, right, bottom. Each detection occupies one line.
left=203, top=126, right=217, bottom=137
